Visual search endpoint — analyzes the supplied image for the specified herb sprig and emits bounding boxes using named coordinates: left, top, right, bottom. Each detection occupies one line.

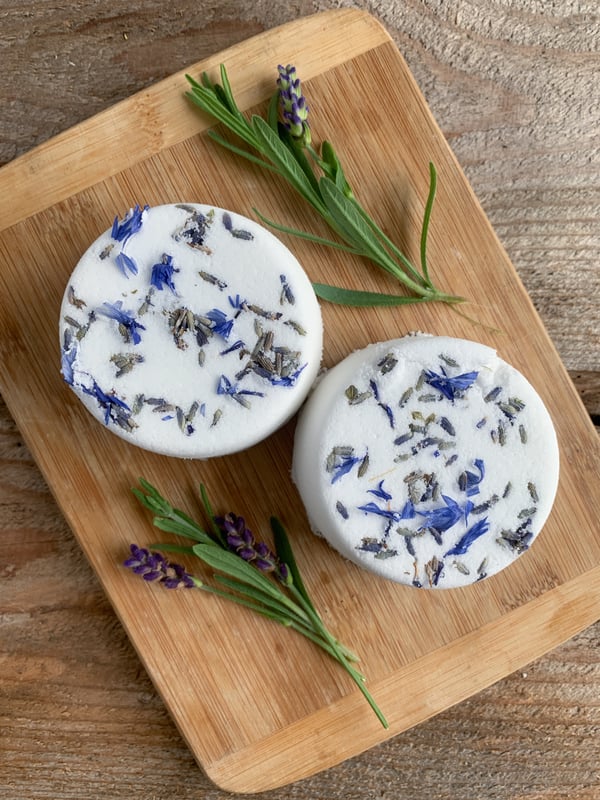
left=185, top=64, right=464, bottom=308
left=127, top=478, right=388, bottom=728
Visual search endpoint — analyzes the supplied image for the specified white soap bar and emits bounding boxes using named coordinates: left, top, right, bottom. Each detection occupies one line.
left=60, top=203, right=322, bottom=458
left=292, top=334, right=559, bottom=588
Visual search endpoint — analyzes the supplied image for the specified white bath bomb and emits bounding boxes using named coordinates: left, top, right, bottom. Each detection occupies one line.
left=60, top=203, right=322, bottom=458
left=292, top=334, right=559, bottom=588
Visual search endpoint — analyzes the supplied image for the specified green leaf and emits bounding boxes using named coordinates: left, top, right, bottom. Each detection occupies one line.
left=198, top=483, right=225, bottom=545
left=213, top=573, right=308, bottom=626
left=218, top=63, right=244, bottom=119
left=267, top=90, right=280, bottom=132
left=206, top=131, right=280, bottom=174
left=186, top=85, right=258, bottom=149
left=149, top=542, right=195, bottom=557
left=420, top=161, right=437, bottom=285
left=271, top=517, right=317, bottom=615
left=150, top=515, right=213, bottom=544
left=252, top=208, right=361, bottom=254
left=191, top=543, right=287, bottom=603
left=320, top=141, right=353, bottom=197
left=317, top=176, right=370, bottom=248
left=250, top=116, right=326, bottom=215
left=312, top=283, right=430, bottom=306
left=318, top=177, right=402, bottom=273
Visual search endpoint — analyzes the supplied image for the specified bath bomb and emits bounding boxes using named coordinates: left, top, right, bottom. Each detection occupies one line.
left=60, top=203, right=322, bottom=458
left=292, top=334, right=559, bottom=588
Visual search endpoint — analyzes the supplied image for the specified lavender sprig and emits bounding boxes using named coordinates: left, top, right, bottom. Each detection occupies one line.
left=129, top=478, right=388, bottom=728
left=124, top=544, right=198, bottom=588
left=185, top=63, right=464, bottom=308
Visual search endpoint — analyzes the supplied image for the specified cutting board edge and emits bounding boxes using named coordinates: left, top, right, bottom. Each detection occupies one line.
left=201, top=563, right=600, bottom=793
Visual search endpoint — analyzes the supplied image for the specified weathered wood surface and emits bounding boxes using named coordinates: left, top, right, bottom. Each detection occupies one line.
left=1, top=2, right=598, bottom=798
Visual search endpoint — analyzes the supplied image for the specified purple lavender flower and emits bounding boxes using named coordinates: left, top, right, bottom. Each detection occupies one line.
left=214, top=513, right=289, bottom=582
left=100, top=301, right=146, bottom=345
left=175, top=209, right=211, bottom=249
left=277, top=64, right=311, bottom=146
left=124, top=544, right=197, bottom=588
left=151, top=253, right=179, bottom=293
left=111, top=204, right=148, bottom=243
left=424, top=367, right=478, bottom=402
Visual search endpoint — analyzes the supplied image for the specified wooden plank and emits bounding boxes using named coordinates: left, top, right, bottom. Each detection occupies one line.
left=0, top=9, right=388, bottom=230
left=0, top=9, right=599, bottom=794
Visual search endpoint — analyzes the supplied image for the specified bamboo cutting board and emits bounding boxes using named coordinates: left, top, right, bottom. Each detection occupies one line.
left=1, top=9, right=599, bottom=794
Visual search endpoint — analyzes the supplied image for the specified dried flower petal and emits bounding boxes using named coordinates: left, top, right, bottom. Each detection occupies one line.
left=100, top=301, right=146, bottom=345
left=151, top=253, right=179, bottom=292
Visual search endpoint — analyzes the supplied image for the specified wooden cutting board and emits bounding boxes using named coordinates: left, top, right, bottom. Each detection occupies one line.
left=1, top=9, right=599, bottom=794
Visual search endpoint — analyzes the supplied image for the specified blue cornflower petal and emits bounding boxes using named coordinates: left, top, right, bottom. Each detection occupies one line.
left=217, top=374, right=234, bottom=395
left=367, top=480, right=393, bottom=501
left=424, top=367, right=479, bottom=401
left=266, top=363, right=307, bottom=387
left=82, top=380, right=131, bottom=426
left=460, top=458, right=486, bottom=497
left=400, top=500, right=415, bottom=519
left=417, top=494, right=463, bottom=533
left=357, top=499, right=415, bottom=522
left=111, top=204, right=148, bottom=243
left=100, top=301, right=146, bottom=345
left=206, top=308, right=234, bottom=340
left=217, top=374, right=264, bottom=405
left=330, top=453, right=366, bottom=484
left=115, top=251, right=138, bottom=278
left=357, top=501, right=398, bottom=520
left=445, top=517, right=490, bottom=557
left=220, top=339, right=245, bottom=355
left=151, top=253, right=179, bottom=292
left=228, top=294, right=245, bottom=310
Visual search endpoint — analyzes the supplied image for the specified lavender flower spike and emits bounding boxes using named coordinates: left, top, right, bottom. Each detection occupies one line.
left=214, top=512, right=289, bottom=583
left=124, top=544, right=198, bottom=588
left=277, top=64, right=311, bottom=146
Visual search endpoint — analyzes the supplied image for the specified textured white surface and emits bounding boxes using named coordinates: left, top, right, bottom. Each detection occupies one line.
left=59, top=203, right=322, bottom=457
left=293, top=334, right=560, bottom=588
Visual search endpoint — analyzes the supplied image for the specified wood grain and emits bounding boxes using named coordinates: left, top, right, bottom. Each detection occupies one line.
left=1, top=2, right=599, bottom=798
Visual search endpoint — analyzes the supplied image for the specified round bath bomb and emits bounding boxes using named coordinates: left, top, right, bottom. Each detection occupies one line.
left=292, top=334, right=559, bottom=588
left=60, top=203, right=322, bottom=458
